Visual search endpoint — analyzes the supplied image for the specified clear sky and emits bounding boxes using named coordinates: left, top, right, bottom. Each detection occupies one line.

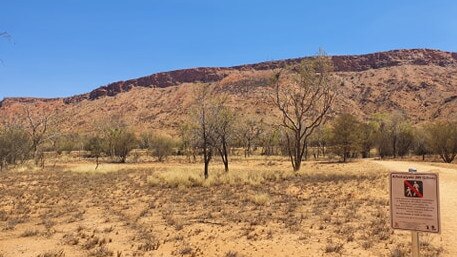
left=1, top=0, right=456, bottom=99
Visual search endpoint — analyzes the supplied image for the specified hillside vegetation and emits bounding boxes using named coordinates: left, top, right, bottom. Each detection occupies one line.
left=1, top=49, right=457, bottom=134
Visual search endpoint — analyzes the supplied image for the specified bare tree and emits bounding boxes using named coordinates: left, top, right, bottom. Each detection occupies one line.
left=192, top=84, right=214, bottom=179
left=272, top=50, right=335, bottom=171
left=187, top=84, right=237, bottom=177
left=207, top=98, right=236, bottom=172
left=21, top=107, right=58, bottom=166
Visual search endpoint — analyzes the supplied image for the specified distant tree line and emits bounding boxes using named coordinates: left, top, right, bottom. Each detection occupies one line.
left=1, top=106, right=457, bottom=173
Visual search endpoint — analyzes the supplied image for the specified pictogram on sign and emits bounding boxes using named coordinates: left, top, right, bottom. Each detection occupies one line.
left=404, top=180, right=423, bottom=198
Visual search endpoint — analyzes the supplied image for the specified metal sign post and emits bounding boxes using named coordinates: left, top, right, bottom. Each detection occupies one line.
left=411, top=231, right=420, bottom=257
left=409, top=168, right=420, bottom=257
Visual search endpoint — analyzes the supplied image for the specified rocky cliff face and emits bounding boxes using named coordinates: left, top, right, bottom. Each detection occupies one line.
left=62, top=67, right=233, bottom=103
left=236, top=49, right=457, bottom=71
left=67, top=49, right=457, bottom=103
left=2, top=49, right=456, bottom=107
left=1, top=48, right=457, bottom=133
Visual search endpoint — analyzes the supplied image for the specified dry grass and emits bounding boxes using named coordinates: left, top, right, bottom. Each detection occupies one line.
left=20, top=229, right=40, bottom=237
left=0, top=157, right=445, bottom=256
left=146, top=156, right=295, bottom=188
left=36, top=250, right=65, bottom=257
left=247, top=193, right=271, bottom=206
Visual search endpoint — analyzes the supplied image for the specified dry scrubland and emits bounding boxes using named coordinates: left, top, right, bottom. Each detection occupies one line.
left=0, top=157, right=445, bottom=257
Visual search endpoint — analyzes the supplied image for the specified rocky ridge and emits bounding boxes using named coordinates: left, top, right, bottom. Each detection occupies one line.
left=2, top=48, right=455, bottom=107
left=1, top=48, right=457, bottom=133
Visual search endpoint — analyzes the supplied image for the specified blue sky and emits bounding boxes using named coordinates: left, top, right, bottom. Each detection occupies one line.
left=1, top=0, right=456, bottom=99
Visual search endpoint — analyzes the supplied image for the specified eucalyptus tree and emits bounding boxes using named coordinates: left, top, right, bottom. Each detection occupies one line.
left=272, top=50, right=336, bottom=171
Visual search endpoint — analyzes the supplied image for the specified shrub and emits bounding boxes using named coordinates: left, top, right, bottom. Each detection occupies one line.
left=425, top=121, right=457, bottom=163
left=329, top=113, right=361, bottom=162
left=104, top=128, right=137, bottom=163
left=0, top=125, right=31, bottom=170
left=84, top=136, right=104, bottom=169
left=148, top=134, right=177, bottom=162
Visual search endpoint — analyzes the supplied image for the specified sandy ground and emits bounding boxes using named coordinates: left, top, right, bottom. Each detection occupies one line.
left=0, top=159, right=450, bottom=256
left=373, top=160, right=457, bottom=257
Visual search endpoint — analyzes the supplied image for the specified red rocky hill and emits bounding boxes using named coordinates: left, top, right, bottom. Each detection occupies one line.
left=1, top=49, right=457, bottom=134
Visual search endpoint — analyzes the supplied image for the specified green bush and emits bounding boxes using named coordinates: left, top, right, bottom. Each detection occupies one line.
left=0, top=125, right=31, bottom=170
left=148, top=134, right=177, bottom=162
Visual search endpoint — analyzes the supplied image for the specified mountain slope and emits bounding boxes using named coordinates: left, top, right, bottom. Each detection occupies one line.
left=1, top=49, right=457, bottom=134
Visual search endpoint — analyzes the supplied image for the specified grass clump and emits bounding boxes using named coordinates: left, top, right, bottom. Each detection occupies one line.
left=325, top=240, right=343, bottom=253
left=247, top=193, right=271, bottom=206
left=89, top=246, right=113, bottom=257
left=36, top=249, right=65, bottom=257
left=147, top=165, right=293, bottom=188
left=225, top=251, right=242, bottom=257
left=147, top=167, right=203, bottom=188
left=20, top=229, right=39, bottom=237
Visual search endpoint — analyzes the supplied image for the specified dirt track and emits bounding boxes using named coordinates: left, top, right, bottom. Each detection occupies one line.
left=373, top=160, right=457, bottom=257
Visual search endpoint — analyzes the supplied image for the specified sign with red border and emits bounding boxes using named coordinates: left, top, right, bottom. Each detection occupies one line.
left=390, top=172, right=440, bottom=233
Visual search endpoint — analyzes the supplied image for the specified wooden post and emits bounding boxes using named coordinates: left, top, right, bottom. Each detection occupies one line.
left=409, top=167, right=420, bottom=257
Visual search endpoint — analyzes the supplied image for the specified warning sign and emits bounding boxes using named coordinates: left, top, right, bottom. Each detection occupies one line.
left=390, top=172, right=440, bottom=233
left=404, top=180, right=423, bottom=198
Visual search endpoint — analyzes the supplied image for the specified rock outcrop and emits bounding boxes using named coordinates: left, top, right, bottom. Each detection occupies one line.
left=63, top=67, right=233, bottom=103
left=3, top=49, right=456, bottom=106
left=54, top=48, right=456, bottom=104
left=1, top=48, right=457, bottom=134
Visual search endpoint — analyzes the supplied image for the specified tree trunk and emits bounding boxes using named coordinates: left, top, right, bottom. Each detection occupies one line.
left=292, top=133, right=302, bottom=171
left=204, top=160, right=209, bottom=179
left=223, top=141, right=229, bottom=172
left=304, top=143, right=308, bottom=161
left=218, top=148, right=229, bottom=173
left=293, top=158, right=301, bottom=172
left=223, top=153, right=229, bottom=173
left=223, top=160, right=229, bottom=172
left=95, top=157, right=99, bottom=170
left=441, top=152, right=456, bottom=163
left=393, top=135, right=397, bottom=158
left=203, top=146, right=212, bottom=179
